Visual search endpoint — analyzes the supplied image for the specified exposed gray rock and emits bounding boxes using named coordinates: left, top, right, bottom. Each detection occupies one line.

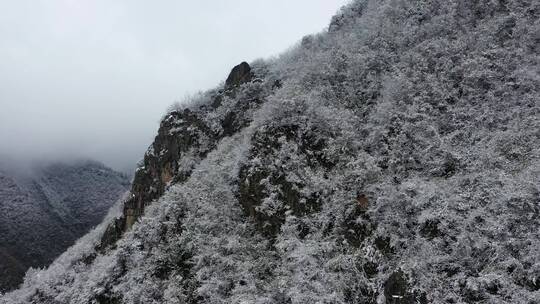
left=225, top=62, right=253, bottom=88
left=99, top=61, right=270, bottom=249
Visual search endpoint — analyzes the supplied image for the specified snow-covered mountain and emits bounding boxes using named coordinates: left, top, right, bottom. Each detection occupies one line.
left=0, top=161, right=129, bottom=292
left=2, top=0, right=539, bottom=303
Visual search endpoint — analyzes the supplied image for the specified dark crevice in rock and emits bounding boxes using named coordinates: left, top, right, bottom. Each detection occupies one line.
left=420, top=219, right=441, bottom=239
left=384, top=270, right=428, bottom=304
left=375, top=236, right=394, bottom=256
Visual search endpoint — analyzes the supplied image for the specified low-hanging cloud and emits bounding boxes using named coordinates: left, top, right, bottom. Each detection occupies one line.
left=0, top=0, right=349, bottom=173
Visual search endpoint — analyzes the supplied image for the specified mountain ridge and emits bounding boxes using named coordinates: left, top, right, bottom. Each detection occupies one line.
left=2, top=0, right=539, bottom=303
left=0, top=160, right=129, bottom=292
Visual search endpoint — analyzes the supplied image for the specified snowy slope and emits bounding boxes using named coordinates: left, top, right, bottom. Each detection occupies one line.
left=2, top=0, right=539, bottom=303
left=0, top=161, right=129, bottom=292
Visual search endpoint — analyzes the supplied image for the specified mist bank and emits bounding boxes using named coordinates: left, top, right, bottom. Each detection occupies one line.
left=0, top=0, right=348, bottom=174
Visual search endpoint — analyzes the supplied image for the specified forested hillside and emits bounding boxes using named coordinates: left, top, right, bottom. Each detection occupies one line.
left=0, top=161, right=129, bottom=292
left=2, top=0, right=539, bottom=303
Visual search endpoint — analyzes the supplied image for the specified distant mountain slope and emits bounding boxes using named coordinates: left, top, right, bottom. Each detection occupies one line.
left=2, top=0, right=539, bottom=303
left=0, top=161, right=129, bottom=292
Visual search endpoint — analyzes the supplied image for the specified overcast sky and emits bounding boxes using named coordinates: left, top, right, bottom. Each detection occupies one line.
left=0, top=0, right=349, bottom=173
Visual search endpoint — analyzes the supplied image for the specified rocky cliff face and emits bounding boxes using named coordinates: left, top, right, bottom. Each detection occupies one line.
left=2, top=0, right=539, bottom=303
left=100, top=62, right=270, bottom=250
left=0, top=161, right=129, bottom=292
